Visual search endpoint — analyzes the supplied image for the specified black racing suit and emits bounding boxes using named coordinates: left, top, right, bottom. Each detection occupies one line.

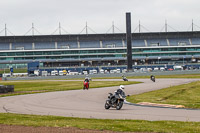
left=84, top=78, right=89, bottom=83
left=150, top=75, right=155, bottom=80
left=111, top=89, right=125, bottom=104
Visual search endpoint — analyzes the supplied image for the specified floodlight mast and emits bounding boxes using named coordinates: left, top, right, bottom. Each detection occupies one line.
left=112, top=21, right=114, bottom=34
left=59, top=22, right=61, bottom=35
left=192, top=19, right=193, bottom=32
left=32, top=23, right=34, bottom=36
left=86, top=22, right=88, bottom=35
left=5, top=24, right=7, bottom=36
left=139, top=20, right=141, bottom=33
left=126, top=12, right=132, bottom=72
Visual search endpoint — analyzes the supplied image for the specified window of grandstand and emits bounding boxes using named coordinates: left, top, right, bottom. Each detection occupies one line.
left=15, top=47, right=24, bottom=50
left=169, top=38, right=189, bottom=46
left=150, top=43, right=160, bottom=47
left=61, top=45, right=70, bottom=49
left=106, top=44, right=116, bottom=48
left=0, top=43, right=9, bottom=50
left=132, top=40, right=145, bottom=47
left=178, top=42, right=187, bottom=46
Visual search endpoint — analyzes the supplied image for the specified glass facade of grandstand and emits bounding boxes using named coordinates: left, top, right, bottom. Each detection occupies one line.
left=0, top=32, right=200, bottom=68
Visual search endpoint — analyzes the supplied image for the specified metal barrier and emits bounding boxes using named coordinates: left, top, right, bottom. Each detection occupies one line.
left=0, top=85, right=14, bottom=93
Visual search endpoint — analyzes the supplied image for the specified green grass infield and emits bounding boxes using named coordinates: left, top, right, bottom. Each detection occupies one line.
left=127, top=81, right=200, bottom=109
left=0, top=80, right=141, bottom=97
left=0, top=113, right=199, bottom=133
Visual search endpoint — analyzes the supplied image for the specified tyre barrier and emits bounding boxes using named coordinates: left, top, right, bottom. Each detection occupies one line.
left=0, top=85, right=14, bottom=93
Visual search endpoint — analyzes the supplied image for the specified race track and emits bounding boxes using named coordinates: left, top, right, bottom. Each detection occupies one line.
left=0, top=78, right=200, bottom=122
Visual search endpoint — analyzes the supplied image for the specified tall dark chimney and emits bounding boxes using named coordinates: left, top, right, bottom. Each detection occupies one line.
left=126, top=12, right=132, bottom=71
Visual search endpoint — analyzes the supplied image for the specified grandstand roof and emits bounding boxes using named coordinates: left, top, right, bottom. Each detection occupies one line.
left=0, top=31, right=200, bottom=43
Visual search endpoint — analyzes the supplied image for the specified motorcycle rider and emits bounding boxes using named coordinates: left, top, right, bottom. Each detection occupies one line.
left=150, top=74, right=155, bottom=80
left=122, top=75, right=127, bottom=81
left=83, top=75, right=90, bottom=89
left=84, top=75, right=90, bottom=82
left=111, top=85, right=126, bottom=104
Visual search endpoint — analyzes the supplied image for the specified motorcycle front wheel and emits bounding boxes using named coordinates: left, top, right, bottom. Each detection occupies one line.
left=105, top=100, right=110, bottom=109
left=116, top=100, right=123, bottom=110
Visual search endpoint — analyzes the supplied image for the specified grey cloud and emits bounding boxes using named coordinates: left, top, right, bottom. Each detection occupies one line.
left=0, top=0, right=200, bottom=35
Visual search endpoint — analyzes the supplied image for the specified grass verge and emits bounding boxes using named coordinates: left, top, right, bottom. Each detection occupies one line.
left=127, top=81, right=200, bottom=109
left=0, top=113, right=199, bottom=133
left=0, top=80, right=141, bottom=97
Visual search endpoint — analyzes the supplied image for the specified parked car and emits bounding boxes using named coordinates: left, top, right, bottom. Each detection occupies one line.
left=29, top=74, right=37, bottom=77
left=154, top=67, right=159, bottom=71
left=168, top=68, right=174, bottom=71
left=100, top=69, right=104, bottom=74
left=160, top=67, right=165, bottom=71
left=51, top=70, right=58, bottom=76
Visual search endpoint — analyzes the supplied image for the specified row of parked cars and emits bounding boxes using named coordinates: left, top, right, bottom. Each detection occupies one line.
left=31, top=66, right=184, bottom=76
left=29, top=69, right=127, bottom=76
left=26, top=65, right=191, bottom=77
left=137, top=66, right=185, bottom=72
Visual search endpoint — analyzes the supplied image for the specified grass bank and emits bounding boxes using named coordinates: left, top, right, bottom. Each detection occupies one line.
left=127, top=81, right=200, bottom=109
left=0, top=80, right=140, bottom=97
left=0, top=113, right=199, bottom=133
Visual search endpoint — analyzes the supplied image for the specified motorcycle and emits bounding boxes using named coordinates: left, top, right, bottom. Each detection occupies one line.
left=83, top=81, right=89, bottom=90
left=151, top=76, right=155, bottom=82
left=104, top=92, right=126, bottom=110
left=122, top=77, right=128, bottom=81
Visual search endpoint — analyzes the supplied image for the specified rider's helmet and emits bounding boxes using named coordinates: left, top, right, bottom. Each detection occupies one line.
left=119, top=85, right=125, bottom=90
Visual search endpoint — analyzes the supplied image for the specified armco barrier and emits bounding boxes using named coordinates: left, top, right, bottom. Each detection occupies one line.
left=0, top=85, right=14, bottom=93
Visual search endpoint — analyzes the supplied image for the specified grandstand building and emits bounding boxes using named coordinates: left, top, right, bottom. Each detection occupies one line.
left=0, top=31, right=200, bottom=69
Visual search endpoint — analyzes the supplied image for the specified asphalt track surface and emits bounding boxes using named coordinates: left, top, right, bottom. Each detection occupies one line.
left=0, top=79, right=200, bottom=122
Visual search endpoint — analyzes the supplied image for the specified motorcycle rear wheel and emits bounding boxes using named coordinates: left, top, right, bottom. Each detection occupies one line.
left=116, top=101, right=123, bottom=110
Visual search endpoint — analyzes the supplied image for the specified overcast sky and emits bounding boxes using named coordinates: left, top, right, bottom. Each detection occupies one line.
left=0, top=0, right=200, bottom=36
